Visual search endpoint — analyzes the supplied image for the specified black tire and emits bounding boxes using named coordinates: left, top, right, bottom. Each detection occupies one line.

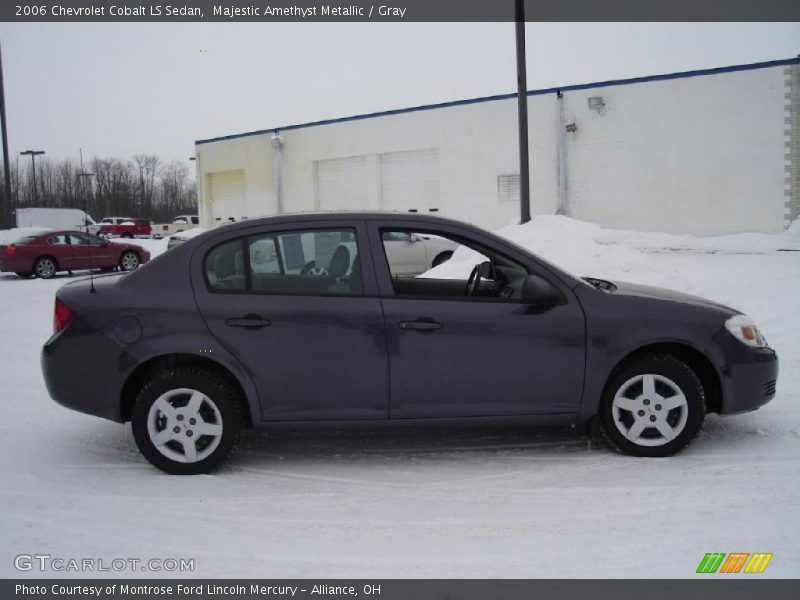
left=131, top=367, right=244, bottom=475
left=15, top=271, right=34, bottom=279
left=432, top=251, right=453, bottom=268
left=122, top=233, right=133, bottom=239
left=34, top=256, right=58, bottom=279
left=119, top=250, right=140, bottom=271
left=600, top=354, right=705, bottom=457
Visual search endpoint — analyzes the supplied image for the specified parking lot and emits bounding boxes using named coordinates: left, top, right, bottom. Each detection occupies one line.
left=0, top=220, right=798, bottom=578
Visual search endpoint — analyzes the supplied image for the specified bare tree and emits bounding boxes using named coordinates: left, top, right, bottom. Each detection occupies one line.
left=132, top=154, right=160, bottom=216
left=2, top=153, right=196, bottom=227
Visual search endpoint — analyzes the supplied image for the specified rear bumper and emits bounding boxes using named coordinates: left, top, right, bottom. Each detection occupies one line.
left=715, top=336, right=779, bottom=414
left=41, top=320, right=129, bottom=422
left=0, top=256, right=32, bottom=273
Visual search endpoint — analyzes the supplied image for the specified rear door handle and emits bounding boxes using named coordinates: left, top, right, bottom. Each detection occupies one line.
left=398, top=319, right=443, bottom=331
left=225, top=314, right=271, bottom=330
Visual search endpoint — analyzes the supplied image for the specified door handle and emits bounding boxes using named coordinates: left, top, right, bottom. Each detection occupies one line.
left=225, top=315, right=271, bottom=330
left=398, top=319, right=443, bottom=331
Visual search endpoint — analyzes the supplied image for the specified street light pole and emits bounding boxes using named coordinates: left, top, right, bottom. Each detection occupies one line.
left=515, top=0, right=531, bottom=224
left=0, top=41, right=12, bottom=228
left=77, top=171, right=94, bottom=233
left=20, top=150, right=45, bottom=204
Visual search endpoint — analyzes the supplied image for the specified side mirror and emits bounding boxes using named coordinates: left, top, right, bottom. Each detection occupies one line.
left=522, top=274, right=563, bottom=306
left=410, top=234, right=423, bottom=243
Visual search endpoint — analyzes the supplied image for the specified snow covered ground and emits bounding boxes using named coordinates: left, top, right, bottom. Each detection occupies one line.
left=0, top=217, right=798, bottom=579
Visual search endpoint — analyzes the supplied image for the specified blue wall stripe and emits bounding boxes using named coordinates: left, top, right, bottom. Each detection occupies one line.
left=196, top=56, right=800, bottom=145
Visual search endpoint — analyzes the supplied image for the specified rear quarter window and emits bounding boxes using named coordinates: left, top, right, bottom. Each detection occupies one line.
left=14, top=236, right=39, bottom=245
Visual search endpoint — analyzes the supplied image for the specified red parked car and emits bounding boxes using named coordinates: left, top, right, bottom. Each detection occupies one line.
left=98, top=218, right=152, bottom=239
left=0, top=230, right=150, bottom=279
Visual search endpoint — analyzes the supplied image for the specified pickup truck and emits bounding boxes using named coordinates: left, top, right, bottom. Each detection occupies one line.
left=88, top=217, right=132, bottom=235
left=98, top=219, right=152, bottom=239
left=152, top=215, right=200, bottom=239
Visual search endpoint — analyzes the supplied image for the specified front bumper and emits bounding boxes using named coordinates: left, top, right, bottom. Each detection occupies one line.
left=41, top=319, right=130, bottom=422
left=714, top=334, right=779, bottom=414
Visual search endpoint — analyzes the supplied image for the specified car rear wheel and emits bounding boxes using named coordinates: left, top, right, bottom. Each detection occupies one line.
left=34, top=257, right=57, bottom=279
left=600, top=354, right=705, bottom=457
left=131, top=367, right=243, bottom=475
left=119, top=250, right=140, bottom=271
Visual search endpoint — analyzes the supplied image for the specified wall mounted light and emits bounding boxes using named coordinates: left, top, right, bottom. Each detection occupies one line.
left=588, top=96, right=605, bottom=112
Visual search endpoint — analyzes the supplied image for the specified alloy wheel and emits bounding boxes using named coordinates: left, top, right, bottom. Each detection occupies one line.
left=120, top=251, right=139, bottom=271
left=35, top=258, right=56, bottom=279
left=611, top=373, right=689, bottom=447
left=146, top=388, right=223, bottom=463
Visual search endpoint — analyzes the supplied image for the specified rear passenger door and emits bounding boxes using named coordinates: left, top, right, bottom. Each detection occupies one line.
left=192, top=220, right=389, bottom=422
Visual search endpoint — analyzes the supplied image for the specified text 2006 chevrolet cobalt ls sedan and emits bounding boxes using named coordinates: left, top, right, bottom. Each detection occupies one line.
left=42, top=213, right=778, bottom=474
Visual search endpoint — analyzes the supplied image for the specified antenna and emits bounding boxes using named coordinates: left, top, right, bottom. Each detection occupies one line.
left=78, top=148, right=96, bottom=293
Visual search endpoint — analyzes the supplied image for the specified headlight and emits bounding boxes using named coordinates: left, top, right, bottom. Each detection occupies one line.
left=725, top=314, right=768, bottom=348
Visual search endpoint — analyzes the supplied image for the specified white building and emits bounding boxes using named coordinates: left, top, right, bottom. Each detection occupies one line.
left=195, top=57, right=800, bottom=236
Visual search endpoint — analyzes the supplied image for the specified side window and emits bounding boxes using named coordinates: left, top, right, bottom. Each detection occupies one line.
left=48, top=235, right=68, bottom=246
left=205, top=228, right=362, bottom=296
left=380, top=228, right=528, bottom=301
left=69, top=234, right=90, bottom=246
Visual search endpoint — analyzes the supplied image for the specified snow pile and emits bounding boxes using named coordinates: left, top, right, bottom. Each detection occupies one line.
left=594, top=218, right=800, bottom=254
left=428, top=215, right=800, bottom=295
left=0, top=227, right=52, bottom=244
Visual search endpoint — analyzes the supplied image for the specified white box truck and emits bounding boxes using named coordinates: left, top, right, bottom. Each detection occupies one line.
left=15, top=208, right=96, bottom=230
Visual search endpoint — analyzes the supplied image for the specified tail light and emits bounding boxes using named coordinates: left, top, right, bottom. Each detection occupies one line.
left=54, top=297, right=76, bottom=334
left=5, top=244, right=16, bottom=256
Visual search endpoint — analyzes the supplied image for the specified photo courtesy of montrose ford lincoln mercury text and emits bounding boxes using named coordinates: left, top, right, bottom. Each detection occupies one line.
left=41, top=213, right=778, bottom=474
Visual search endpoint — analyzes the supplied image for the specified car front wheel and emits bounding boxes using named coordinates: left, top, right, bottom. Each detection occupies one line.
left=131, top=367, right=243, bottom=474
left=119, top=250, right=140, bottom=271
left=600, top=354, right=705, bottom=457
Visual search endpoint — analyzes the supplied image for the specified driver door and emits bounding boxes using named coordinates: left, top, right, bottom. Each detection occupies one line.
left=368, top=220, right=586, bottom=419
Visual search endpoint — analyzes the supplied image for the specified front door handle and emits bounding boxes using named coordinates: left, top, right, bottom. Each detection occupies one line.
left=398, top=318, right=443, bottom=332
left=225, top=314, right=271, bottom=330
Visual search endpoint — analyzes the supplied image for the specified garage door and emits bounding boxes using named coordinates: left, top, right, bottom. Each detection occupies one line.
left=316, top=156, right=369, bottom=210
left=380, top=149, right=440, bottom=213
left=207, top=170, right=246, bottom=223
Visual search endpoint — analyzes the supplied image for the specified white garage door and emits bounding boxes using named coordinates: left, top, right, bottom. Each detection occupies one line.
left=316, top=156, right=369, bottom=210
left=208, top=170, right=246, bottom=223
left=380, top=149, right=440, bottom=214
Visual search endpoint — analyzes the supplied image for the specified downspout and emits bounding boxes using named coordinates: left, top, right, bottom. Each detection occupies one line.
left=556, top=90, right=568, bottom=216
left=271, top=132, right=284, bottom=214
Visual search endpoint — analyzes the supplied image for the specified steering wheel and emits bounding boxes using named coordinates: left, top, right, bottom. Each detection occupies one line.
left=465, top=264, right=482, bottom=296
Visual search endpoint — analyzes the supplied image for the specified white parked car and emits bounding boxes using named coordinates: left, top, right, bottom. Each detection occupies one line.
left=381, top=231, right=458, bottom=275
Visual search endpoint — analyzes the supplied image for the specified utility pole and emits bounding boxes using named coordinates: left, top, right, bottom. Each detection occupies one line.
left=515, top=0, right=531, bottom=224
left=0, top=40, right=12, bottom=227
left=20, top=149, right=45, bottom=204
left=78, top=148, right=94, bottom=232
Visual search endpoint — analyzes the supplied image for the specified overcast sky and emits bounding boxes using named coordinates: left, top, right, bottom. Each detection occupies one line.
left=0, top=22, right=797, bottom=168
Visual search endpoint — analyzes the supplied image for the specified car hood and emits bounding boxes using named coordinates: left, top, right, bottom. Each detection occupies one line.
left=606, top=279, right=738, bottom=315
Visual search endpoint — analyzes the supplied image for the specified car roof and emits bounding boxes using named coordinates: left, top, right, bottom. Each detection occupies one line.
left=38, top=230, right=91, bottom=237
left=214, top=211, right=477, bottom=234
